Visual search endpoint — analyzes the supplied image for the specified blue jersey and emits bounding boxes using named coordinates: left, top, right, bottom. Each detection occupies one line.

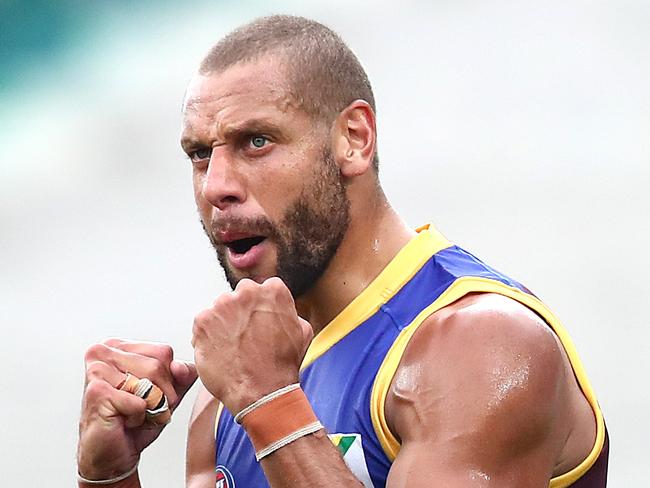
left=214, top=225, right=607, bottom=487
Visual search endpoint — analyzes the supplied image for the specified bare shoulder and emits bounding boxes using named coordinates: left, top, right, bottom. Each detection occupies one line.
left=186, top=384, right=219, bottom=488
left=426, top=293, right=561, bottom=362
left=385, top=293, right=583, bottom=485
left=390, top=292, right=567, bottom=411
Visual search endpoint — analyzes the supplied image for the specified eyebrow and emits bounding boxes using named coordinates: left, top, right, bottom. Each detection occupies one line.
left=223, top=119, right=284, bottom=138
left=179, top=135, right=203, bottom=153
left=181, top=118, right=286, bottom=152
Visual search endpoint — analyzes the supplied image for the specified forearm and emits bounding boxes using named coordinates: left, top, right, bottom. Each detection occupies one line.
left=193, top=279, right=365, bottom=486
left=259, top=429, right=364, bottom=487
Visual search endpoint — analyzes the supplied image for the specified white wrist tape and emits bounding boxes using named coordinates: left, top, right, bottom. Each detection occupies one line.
left=77, top=462, right=138, bottom=485
left=255, top=421, right=323, bottom=461
left=233, top=383, right=301, bottom=424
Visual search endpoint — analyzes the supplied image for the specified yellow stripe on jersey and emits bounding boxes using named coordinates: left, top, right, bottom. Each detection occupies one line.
left=300, top=225, right=451, bottom=371
left=214, top=401, right=224, bottom=448
left=370, top=276, right=605, bottom=487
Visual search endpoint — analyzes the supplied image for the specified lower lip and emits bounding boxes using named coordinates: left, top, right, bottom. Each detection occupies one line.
left=226, top=239, right=269, bottom=270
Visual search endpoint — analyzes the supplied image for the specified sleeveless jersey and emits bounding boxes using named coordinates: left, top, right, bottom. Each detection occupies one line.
left=214, top=225, right=608, bottom=487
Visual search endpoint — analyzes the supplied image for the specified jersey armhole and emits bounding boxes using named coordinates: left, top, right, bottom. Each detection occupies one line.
left=369, top=279, right=474, bottom=460
left=369, top=276, right=605, bottom=488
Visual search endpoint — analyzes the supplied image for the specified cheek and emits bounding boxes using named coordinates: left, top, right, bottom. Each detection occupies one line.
left=191, top=170, right=202, bottom=196
left=252, top=182, right=297, bottom=225
left=192, top=173, right=212, bottom=217
left=249, top=159, right=309, bottom=214
left=192, top=170, right=207, bottom=202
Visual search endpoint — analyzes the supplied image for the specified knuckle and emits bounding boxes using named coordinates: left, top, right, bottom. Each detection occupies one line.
left=102, top=337, right=123, bottom=348
left=84, top=343, right=110, bottom=363
left=85, top=361, right=108, bottom=380
left=265, top=276, right=282, bottom=285
left=264, top=276, right=284, bottom=291
left=193, top=309, right=207, bottom=325
left=212, top=292, right=232, bottom=309
left=84, top=379, right=111, bottom=401
left=210, top=293, right=230, bottom=308
left=193, top=311, right=209, bottom=334
left=154, top=343, right=174, bottom=364
left=146, top=360, right=168, bottom=383
left=214, top=292, right=241, bottom=313
left=234, top=280, right=258, bottom=302
left=264, top=277, right=290, bottom=300
left=235, top=278, right=255, bottom=292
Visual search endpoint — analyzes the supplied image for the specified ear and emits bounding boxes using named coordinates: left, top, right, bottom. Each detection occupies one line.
left=331, top=100, right=377, bottom=177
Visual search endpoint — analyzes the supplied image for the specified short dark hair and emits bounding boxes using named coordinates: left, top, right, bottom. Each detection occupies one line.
left=200, top=15, right=378, bottom=168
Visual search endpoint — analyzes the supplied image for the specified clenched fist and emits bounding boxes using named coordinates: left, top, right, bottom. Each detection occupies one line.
left=192, top=277, right=313, bottom=414
left=77, top=339, right=197, bottom=482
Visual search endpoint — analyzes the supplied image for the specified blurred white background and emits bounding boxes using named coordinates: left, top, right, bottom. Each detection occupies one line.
left=1, top=0, right=648, bottom=485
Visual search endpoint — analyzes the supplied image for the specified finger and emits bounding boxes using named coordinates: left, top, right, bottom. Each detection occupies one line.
left=87, top=344, right=178, bottom=408
left=86, top=360, right=126, bottom=389
left=84, top=379, right=147, bottom=429
left=234, top=277, right=258, bottom=292
left=169, top=360, right=199, bottom=407
left=262, top=276, right=296, bottom=308
left=118, top=374, right=174, bottom=426
left=102, top=339, right=174, bottom=366
left=170, top=360, right=198, bottom=387
left=110, top=388, right=148, bottom=429
left=107, top=341, right=185, bottom=405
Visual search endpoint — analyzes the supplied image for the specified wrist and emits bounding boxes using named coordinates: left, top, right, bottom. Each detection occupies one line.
left=77, top=454, right=140, bottom=487
left=76, top=426, right=141, bottom=482
left=235, top=384, right=324, bottom=461
left=77, top=462, right=139, bottom=487
left=224, top=375, right=299, bottom=414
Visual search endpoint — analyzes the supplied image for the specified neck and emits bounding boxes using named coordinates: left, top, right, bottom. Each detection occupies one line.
left=295, top=191, right=414, bottom=335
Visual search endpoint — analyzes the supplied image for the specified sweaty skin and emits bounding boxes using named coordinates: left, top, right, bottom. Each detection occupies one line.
left=182, top=60, right=596, bottom=487
left=385, top=294, right=596, bottom=486
left=77, top=57, right=597, bottom=488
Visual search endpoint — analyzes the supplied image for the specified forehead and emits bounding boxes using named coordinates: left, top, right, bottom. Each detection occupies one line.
left=181, top=60, right=306, bottom=138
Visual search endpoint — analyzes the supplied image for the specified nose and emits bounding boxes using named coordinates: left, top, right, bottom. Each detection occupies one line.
left=201, top=146, right=246, bottom=210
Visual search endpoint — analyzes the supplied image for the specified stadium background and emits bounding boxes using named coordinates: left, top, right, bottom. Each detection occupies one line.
left=1, top=1, right=648, bottom=485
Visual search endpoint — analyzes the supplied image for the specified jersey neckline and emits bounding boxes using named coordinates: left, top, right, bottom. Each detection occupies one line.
left=300, top=224, right=452, bottom=370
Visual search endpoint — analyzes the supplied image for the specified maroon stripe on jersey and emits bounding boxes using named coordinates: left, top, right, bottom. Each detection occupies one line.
left=569, top=427, right=609, bottom=487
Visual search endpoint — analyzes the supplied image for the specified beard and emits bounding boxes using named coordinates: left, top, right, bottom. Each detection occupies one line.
left=201, top=147, right=350, bottom=298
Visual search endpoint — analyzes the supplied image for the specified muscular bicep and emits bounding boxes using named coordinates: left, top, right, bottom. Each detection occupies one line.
left=186, top=385, right=218, bottom=488
left=387, top=432, right=553, bottom=488
left=385, top=294, right=570, bottom=487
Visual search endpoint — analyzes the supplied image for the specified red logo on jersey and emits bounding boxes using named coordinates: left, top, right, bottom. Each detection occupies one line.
left=215, top=466, right=235, bottom=488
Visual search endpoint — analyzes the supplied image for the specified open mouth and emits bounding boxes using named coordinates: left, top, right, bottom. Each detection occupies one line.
left=226, top=236, right=266, bottom=255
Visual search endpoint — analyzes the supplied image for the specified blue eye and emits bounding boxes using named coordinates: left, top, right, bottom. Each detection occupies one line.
left=250, top=136, right=267, bottom=148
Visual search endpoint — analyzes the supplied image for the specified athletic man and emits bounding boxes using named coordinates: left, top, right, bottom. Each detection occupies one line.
left=77, top=15, right=608, bottom=487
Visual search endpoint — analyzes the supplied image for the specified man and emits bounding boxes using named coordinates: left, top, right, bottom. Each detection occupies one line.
left=77, top=15, right=608, bottom=487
